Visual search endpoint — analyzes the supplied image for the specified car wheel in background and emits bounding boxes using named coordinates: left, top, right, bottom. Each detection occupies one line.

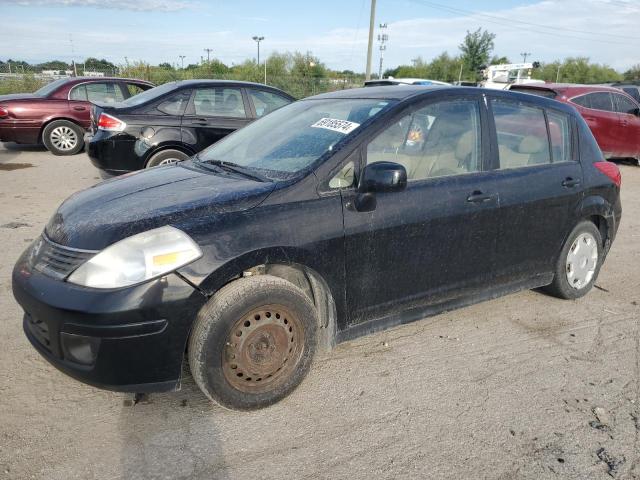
left=543, top=220, right=603, bottom=300
left=42, top=120, right=85, bottom=156
left=146, top=149, right=190, bottom=168
left=188, top=275, right=318, bottom=411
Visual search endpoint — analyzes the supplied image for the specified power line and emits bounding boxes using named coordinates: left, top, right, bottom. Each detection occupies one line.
left=409, top=0, right=638, bottom=44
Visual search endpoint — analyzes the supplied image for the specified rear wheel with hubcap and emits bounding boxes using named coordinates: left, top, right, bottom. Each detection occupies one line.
left=146, top=149, right=189, bottom=168
left=544, top=220, right=603, bottom=299
left=42, top=120, right=84, bottom=156
left=189, top=275, right=318, bottom=410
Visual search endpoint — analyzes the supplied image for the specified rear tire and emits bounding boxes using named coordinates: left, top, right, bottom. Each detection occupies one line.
left=42, top=120, right=84, bottom=156
left=146, top=149, right=189, bottom=168
left=188, top=275, right=318, bottom=410
left=543, top=221, right=603, bottom=300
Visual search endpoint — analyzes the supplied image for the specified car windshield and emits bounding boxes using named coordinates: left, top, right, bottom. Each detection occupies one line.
left=120, top=82, right=178, bottom=107
left=34, top=78, right=68, bottom=97
left=196, top=98, right=395, bottom=179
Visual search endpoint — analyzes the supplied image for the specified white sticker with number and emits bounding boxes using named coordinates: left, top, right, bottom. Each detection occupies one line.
left=311, top=118, right=360, bottom=134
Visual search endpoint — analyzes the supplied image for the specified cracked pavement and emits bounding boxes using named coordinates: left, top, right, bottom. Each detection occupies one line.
left=0, top=144, right=639, bottom=479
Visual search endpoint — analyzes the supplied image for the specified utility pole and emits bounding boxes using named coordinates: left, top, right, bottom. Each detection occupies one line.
left=69, top=34, right=77, bottom=76
left=377, top=23, right=388, bottom=79
left=204, top=48, right=213, bottom=63
left=365, top=0, right=377, bottom=81
left=179, top=55, right=186, bottom=69
left=520, top=52, right=531, bottom=63
left=556, top=65, right=562, bottom=82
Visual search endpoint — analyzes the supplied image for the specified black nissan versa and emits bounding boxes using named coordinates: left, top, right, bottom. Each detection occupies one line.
left=87, top=80, right=294, bottom=174
left=13, top=86, right=622, bottom=410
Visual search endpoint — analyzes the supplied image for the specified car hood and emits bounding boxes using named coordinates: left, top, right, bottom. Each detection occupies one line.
left=0, top=93, right=38, bottom=102
left=45, top=162, right=276, bottom=250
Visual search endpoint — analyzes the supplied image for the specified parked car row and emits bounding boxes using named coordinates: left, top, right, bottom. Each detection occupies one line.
left=87, top=80, right=294, bottom=174
left=12, top=85, right=622, bottom=410
left=510, top=83, right=640, bottom=164
left=0, top=77, right=154, bottom=155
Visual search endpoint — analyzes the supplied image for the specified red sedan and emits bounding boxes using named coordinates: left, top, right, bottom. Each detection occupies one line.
left=510, top=83, right=640, bottom=164
left=0, top=77, right=154, bottom=155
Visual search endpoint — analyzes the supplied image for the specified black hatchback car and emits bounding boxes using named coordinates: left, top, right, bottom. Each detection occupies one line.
left=87, top=80, right=294, bottom=174
left=13, top=86, right=621, bottom=410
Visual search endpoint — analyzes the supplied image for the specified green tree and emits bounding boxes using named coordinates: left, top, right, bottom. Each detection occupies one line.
left=37, top=60, right=69, bottom=71
left=291, top=52, right=326, bottom=78
left=459, top=28, right=495, bottom=77
left=623, top=64, right=640, bottom=82
left=490, top=55, right=510, bottom=65
left=84, top=57, right=116, bottom=72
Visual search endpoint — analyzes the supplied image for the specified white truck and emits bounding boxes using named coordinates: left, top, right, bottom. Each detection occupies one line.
left=480, top=62, right=544, bottom=90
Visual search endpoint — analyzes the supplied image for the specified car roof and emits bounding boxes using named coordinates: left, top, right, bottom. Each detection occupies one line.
left=306, top=85, right=580, bottom=116
left=160, top=79, right=293, bottom=97
left=307, top=85, right=452, bottom=100
left=512, top=83, right=627, bottom=95
left=63, top=76, right=154, bottom=85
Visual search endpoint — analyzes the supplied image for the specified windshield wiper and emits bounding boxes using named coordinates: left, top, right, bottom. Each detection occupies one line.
left=200, top=159, right=269, bottom=182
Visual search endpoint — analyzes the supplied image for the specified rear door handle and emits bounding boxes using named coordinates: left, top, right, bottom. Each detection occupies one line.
left=192, top=118, right=208, bottom=125
left=73, top=106, right=86, bottom=111
left=561, top=177, right=581, bottom=188
left=467, top=191, right=496, bottom=203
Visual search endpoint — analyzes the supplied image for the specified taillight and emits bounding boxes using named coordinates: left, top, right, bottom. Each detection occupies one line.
left=0, top=106, right=9, bottom=118
left=97, top=113, right=126, bottom=132
left=594, top=161, right=621, bottom=188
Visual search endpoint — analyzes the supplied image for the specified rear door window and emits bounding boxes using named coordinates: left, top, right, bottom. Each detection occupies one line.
left=192, top=88, right=246, bottom=118
left=248, top=90, right=291, bottom=117
left=547, top=110, right=572, bottom=163
left=613, top=93, right=639, bottom=115
left=125, top=82, right=149, bottom=97
left=146, top=89, right=191, bottom=116
left=84, top=82, right=125, bottom=103
left=492, top=99, right=551, bottom=168
left=587, top=92, right=614, bottom=112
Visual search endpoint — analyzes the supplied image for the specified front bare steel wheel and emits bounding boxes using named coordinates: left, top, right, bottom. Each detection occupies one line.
left=222, top=305, right=304, bottom=393
left=189, top=275, right=318, bottom=410
left=543, top=221, right=603, bottom=300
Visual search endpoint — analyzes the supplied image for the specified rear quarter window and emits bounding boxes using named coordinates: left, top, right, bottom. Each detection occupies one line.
left=547, top=110, right=572, bottom=163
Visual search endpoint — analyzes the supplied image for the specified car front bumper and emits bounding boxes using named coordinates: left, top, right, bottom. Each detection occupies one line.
left=12, top=247, right=207, bottom=392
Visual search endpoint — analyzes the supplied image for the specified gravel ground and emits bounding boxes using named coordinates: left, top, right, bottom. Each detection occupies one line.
left=0, top=142, right=639, bottom=480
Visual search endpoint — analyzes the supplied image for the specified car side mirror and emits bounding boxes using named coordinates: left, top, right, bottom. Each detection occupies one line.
left=633, top=108, right=640, bottom=117
left=358, top=161, right=407, bottom=193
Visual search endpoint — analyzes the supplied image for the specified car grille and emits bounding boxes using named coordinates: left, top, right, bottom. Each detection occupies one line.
left=24, top=312, right=52, bottom=352
left=31, top=235, right=96, bottom=280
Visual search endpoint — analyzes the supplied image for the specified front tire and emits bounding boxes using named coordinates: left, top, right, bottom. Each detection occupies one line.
left=42, top=120, right=84, bottom=156
left=188, top=275, right=318, bottom=410
left=146, top=149, right=189, bottom=168
left=544, top=221, right=603, bottom=300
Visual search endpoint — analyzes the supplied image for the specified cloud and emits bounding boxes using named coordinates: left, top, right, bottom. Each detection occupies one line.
left=1, top=0, right=638, bottom=71
left=0, top=0, right=194, bottom=11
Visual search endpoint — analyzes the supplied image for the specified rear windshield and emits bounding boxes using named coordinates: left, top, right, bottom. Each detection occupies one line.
left=510, top=87, right=557, bottom=99
left=120, top=82, right=180, bottom=107
left=34, top=78, right=69, bottom=97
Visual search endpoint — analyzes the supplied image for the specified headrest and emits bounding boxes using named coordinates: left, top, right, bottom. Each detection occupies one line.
left=455, top=131, right=475, bottom=160
left=518, top=135, right=545, bottom=154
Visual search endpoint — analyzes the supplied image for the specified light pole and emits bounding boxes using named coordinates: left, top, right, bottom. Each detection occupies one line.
left=520, top=52, right=531, bottom=63
left=377, top=23, right=388, bottom=79
left=179, top=55, right=186, bottom=69
left=252, top=36, right=265, bottom=84
left=252, top=36, right=264, bottom=65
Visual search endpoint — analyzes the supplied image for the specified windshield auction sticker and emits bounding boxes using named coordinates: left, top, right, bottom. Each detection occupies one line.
left=311, top=118, right=360, bottom=134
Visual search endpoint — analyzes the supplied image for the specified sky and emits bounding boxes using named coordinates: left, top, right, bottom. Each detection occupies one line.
left=0, top=0, right=638, bottom=72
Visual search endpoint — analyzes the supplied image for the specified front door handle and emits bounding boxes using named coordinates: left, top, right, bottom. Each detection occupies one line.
left=561, top=177, right=581, bottom=188
left=192, top=118, right=208, bottom=125
left=467, top=191, right=496, bottom=203
left=73, top=106, right=86, bottom=111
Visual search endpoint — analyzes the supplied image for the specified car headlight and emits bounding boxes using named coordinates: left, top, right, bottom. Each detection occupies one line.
left=67, top=226, right=202, bottom=289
